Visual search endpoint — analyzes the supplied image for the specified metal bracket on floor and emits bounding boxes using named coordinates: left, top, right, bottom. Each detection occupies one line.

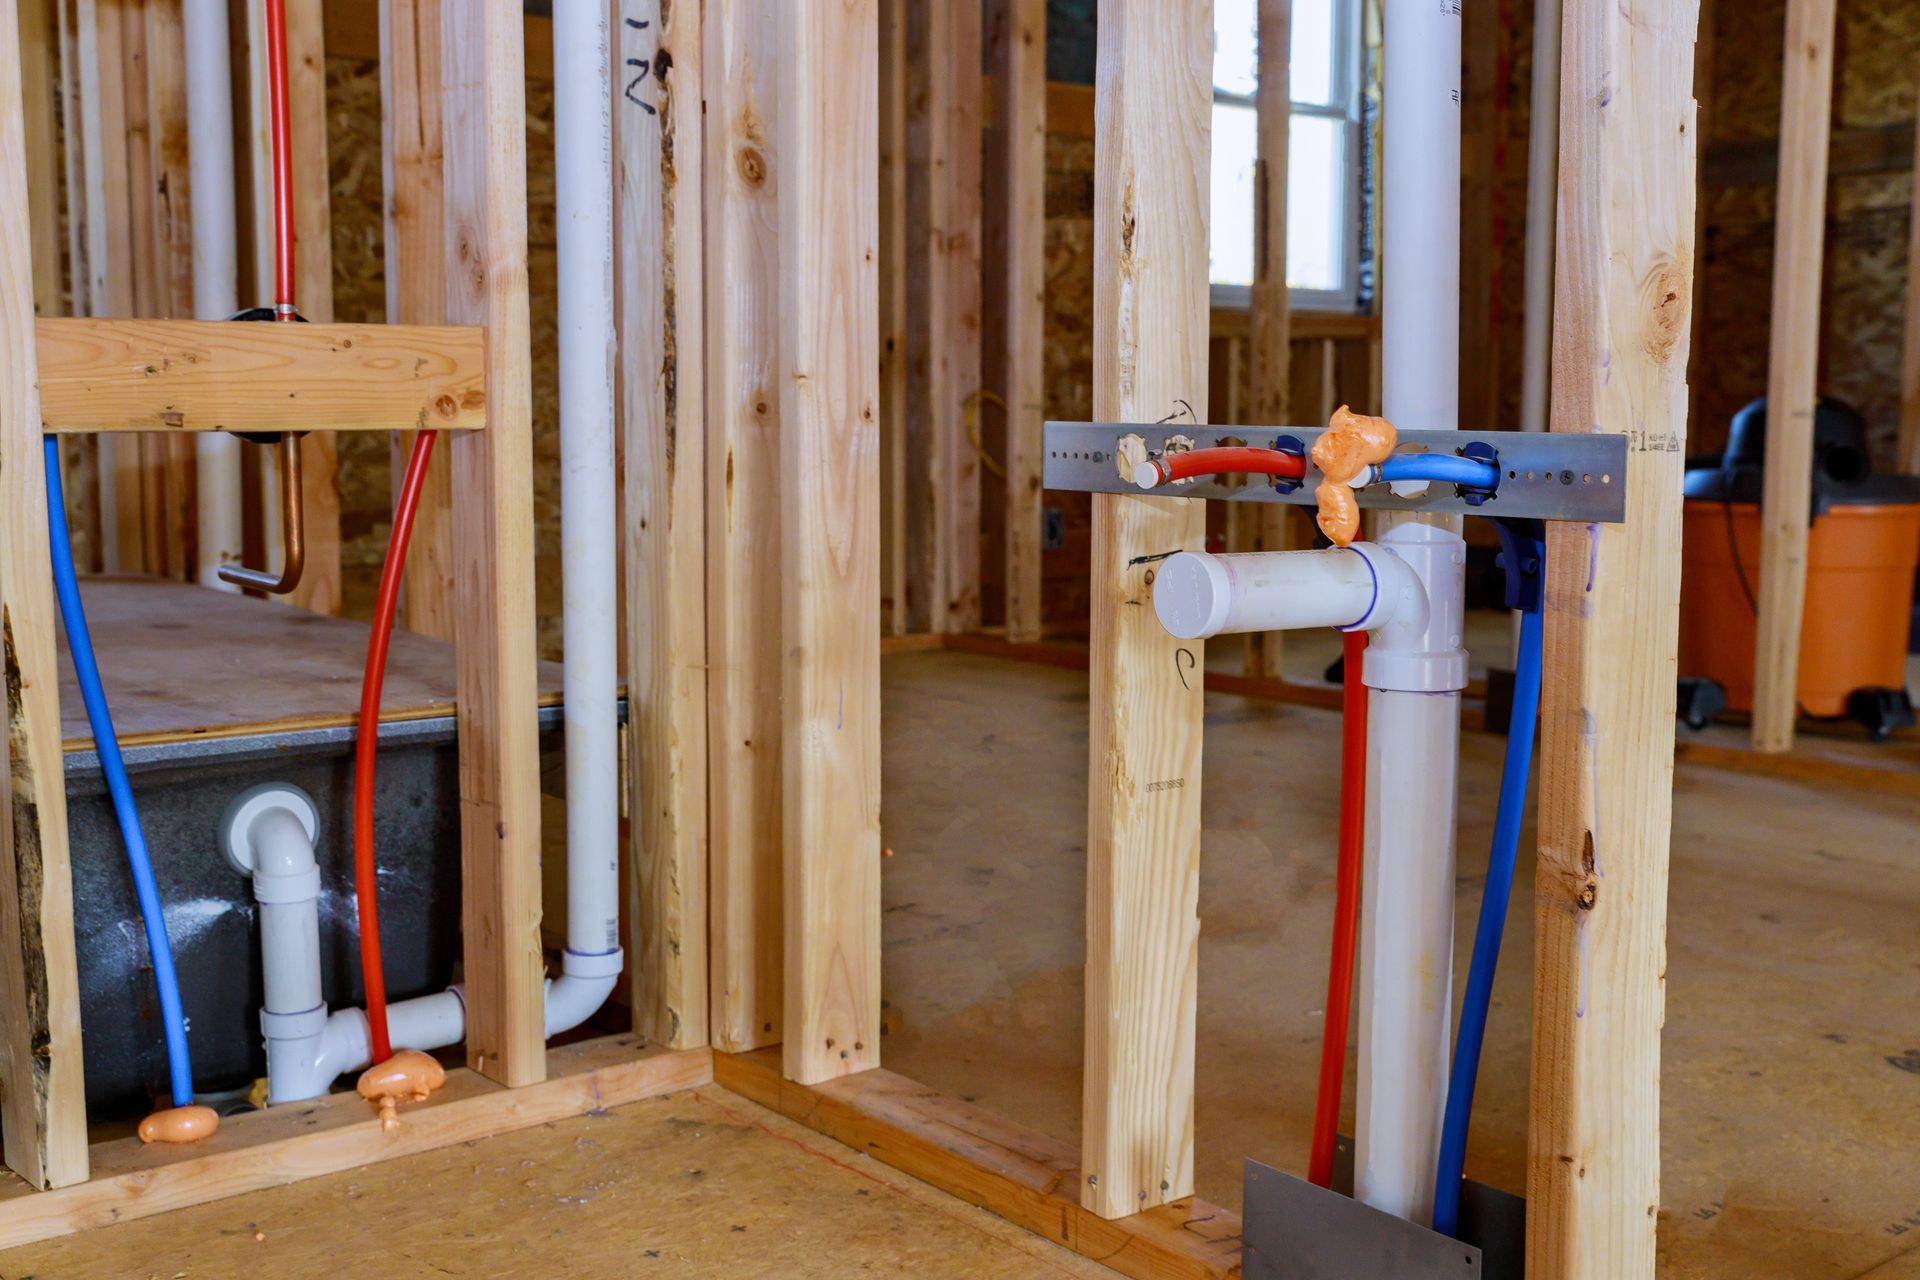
left=1243, top=1140, right=1525, bottom=1280
left=1043, top=421, right=1629, bottom=526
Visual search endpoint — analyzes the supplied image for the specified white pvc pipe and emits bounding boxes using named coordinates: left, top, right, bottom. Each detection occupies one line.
left=183, top=0, right=244, bottom=591
left=1382, top=0, right=1460, bottom=438
left=1518, top=0, right=1562, bottom=434
left=1354, top=523, right=1468, bottom=1224
left=1152, top=545, right=1419, bottom=639
left=549, top=1, right=624, bottom=1032
left=223, top=785, right=466, bottom=1103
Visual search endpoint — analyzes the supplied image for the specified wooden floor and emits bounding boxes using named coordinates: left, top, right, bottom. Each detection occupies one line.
left=6, top=645, right=1916, bottom=1276
left=0, top=1083, right=1110, bottom=1278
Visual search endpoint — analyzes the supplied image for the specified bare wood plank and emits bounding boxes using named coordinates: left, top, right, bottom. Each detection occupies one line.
left=986, top=0, right=1044, bottom=644
left=614, top=0, right=708, bottom=1053
left=0, top=0, right=88, bottom=1189
left=1899, top=83, right=1920, bottom=475
left=704, top=0, right=784, bottom=1055
left=0, top=1039, right=711, bottom=1249
left=716, top=1049, right=1241, bottom=1280
left=1245, top=0, right=1291, bottom=682
left=145, top=0, right=197, bottom=581
left=36, top=317, right=487, bottom=432
left=18, top=0, right=58, bottom=318
left=777, top=0, right=880, bottom=1087
left=903, top=2, right=981, bottom=634
left=878, top=0, right=908, bottom=636
left=1082, top=0, right=1212, bottom=1220
left=378, top=0, right=456, bottom=639
left=1528, top=0, right=1699, bottom=1272
left=284, top=0, right=339, bottom=616
left=1751, top=0, right=1835, bottom=754
left=440, top=0, right=546, bottom=1087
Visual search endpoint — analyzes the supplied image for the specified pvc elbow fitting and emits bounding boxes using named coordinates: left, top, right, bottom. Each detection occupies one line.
left=545, top=947, right=624, bottom=1038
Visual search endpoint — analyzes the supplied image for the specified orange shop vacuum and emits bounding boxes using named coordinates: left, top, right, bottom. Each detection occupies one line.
left=1679, top=396, right=1920, bottom=739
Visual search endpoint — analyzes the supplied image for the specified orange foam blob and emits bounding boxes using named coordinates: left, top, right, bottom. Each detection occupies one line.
left=1311, top=404, right=1398, bottom=546
left=137, top=1104, right=221, bottom=1144
left=357, top=1049, right=447, bottom=1131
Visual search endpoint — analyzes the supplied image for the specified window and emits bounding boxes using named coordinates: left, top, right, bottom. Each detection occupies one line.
left=1210, top=0, right=1364, bottom=312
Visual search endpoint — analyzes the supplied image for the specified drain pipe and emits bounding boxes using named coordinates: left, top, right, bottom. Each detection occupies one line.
left=547, top=0, right=624, bottom=1031
left=222, top=786, right=465, bottom=1104
left=183, top=0, right=245, bottom=591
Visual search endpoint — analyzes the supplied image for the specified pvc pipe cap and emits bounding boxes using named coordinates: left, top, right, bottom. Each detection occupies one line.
left=1132, top=461, right=1163, bottom=489
left=1153, top=552, right=1231, bottom=640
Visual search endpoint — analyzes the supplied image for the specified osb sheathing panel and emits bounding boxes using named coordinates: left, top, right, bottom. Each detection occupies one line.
left=326, top=55, right=565, bottom=657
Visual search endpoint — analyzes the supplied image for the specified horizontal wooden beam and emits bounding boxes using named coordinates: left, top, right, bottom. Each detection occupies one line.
left=715, top=1048, right=1242, bottom=1280
left=0, top=1038, right=710, bottom=1249
left=35, top=317, right=487, bottom=434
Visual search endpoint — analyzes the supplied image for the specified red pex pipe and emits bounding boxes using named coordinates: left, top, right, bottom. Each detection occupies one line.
left=263, top=0, right=295, bottom=316
left=353, top=431, right=439, bottom=1063
left=1309, top=628, right=1369, bottom=1188
left=1141, top=446, right=1306, bottom=487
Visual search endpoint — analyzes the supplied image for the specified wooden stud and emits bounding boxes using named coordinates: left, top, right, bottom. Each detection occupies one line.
left=36, top=317, right=488, bottom=433
left=379, top=0, right=456, bottom=639
left=1751, top=0, right=1835, bottom=754
left=904, top=1, right=982, bottom=634
left=283, top=0, right=339, bottom=616
left=878, top=0, right=908, bottom=636
left=0, top=0, right=89, bottom=1190
left=0, top=1039, right=711, bottom=1249
left=1245, top=0, right=1291, bottom=682
left=704, top=0, right=783, bottom=1055
left=1899, top=81, right=1920, bottom=476
left=613, top=0, right=708, bottom=1052
left=1528, top=0, right=1698, bottom=1272
left=986, top=0, right=1045, bottom=644
left=777, top=0, right=880, bottom=1087
left=18, top=0, right=58, bottom=318
left=1081, top=0, right=1212, bottom=1221
left=439, top=0, right=547, bottom=1087
left=144, top=0, right=194, bottom=581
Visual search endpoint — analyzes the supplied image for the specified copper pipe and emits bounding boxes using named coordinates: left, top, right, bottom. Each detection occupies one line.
left=218, top=435, right=305, bottom=594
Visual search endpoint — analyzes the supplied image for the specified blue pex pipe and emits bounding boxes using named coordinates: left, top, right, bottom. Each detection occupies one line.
left=1431, top=603, right=1544, bottom=1237
left=1377, top=453, right=1500, bottom=491
left=43, top=436, right=196, bottom=1109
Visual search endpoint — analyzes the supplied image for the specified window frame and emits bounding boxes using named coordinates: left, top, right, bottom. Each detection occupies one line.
left=1209, top=0, right=1366, bottom=314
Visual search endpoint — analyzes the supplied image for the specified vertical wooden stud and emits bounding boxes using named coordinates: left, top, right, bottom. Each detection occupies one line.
left=704, top=0, right=783, bottom=1055
left=614, top=0, right=709, bottom=1051
left=1750, top=0, right=1834, bottom=754
left=283, top=0, right=339, bottom=615
left=1081, top=0, right=1212, bottom=1220
left=145, top=0, right=194, bottom=580
left=1528, top=0, right=1698, bottom=1272
left=986, top=0, right=1045, bottom=643
left=0, top=0, right=89, bottom=1191
left=878, top=0, right=908, bottom=636
left=1246, top=0, right=1290, bottom=681
left=440, top=0, right=546, bottom=1087
left=777, top=0, right=880, bottom=1087
left=379, top=0, right=456, bottom=639
left=19, top=0, right=58, bottom=318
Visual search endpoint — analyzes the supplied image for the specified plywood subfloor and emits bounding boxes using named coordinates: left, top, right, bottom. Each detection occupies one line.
left=54, top=576, right=564, bottom=749
left=876, top=650, right=1920, bottom=1280
left=0, top=1084, right=1111, bottom=1279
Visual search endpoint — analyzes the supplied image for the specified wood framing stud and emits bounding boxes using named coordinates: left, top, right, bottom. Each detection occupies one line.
left=704, top=0, right=785, bottom=1055
left=35, top=318, right=487, bottom=433
left=1529, top=0, right=1698, bottom=1273
left=1751, top=0, right=1835, bottom=754
left=1082, top=0, right=1213, bottom=1221
left=1244, top=0, right=1291, bottom=681
left=380, top=0, right=458, bottom=639
left=0, top=0, right=89, bottom=1189
left=440, top=0, right=546, bottom=1088
left=615, top=0, right=709, bottom=1052
left=777, top=0, right=881, bottom=1087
